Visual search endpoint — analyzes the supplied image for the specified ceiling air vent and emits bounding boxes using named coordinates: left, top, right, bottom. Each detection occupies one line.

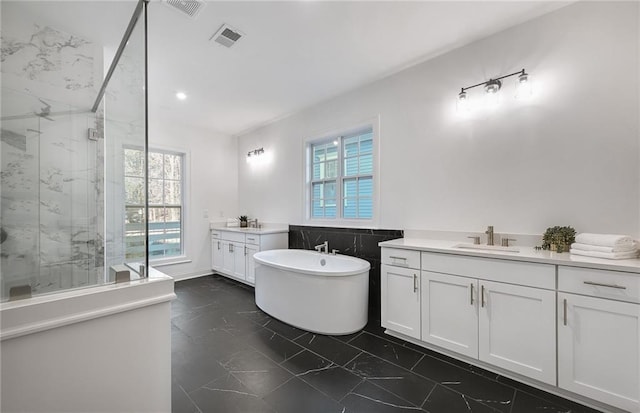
left=163, top=0, right=206, bottom=19
left=210, top=24, right=244, bottom=48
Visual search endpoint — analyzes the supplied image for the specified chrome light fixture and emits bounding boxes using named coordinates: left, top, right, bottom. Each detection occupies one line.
left=247, top=147, right=265, bottom=158
left=484, top=79, right=502, bottom=94
left=457, top=69, right=530, bottom=110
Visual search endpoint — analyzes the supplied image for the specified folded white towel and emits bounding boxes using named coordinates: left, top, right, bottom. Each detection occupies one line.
left=571, top=242, right=637, bottom=253
left=570, top=249, right=639, bottom=260
left=574, top=233, right=634, bottom=248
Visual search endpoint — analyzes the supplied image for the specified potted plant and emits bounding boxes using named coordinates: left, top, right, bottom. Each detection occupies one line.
left=238, top=215, right=248, bottom=228
left=541, top=226, right=576, bottom=253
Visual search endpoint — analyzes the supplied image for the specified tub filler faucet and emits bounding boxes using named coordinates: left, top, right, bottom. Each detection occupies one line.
left=314, top=241, right=329, bottom=254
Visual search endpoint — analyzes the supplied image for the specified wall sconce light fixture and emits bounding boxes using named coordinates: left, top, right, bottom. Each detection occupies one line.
left=457, top=68, right=531, bottom=111
left=247, top=147, right=265, bottom=158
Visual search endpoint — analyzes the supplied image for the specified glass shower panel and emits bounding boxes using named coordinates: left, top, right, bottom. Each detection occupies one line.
left=0, top=0, right=147, bottom=301
left=103, top=9, right=147, bottom=277
left=1, top=88, right=103, bottom=300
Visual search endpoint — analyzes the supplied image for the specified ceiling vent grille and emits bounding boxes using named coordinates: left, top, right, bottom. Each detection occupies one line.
left=163, top=0, right=206, bottom=19
left=210, top=24, right=244, bottom=48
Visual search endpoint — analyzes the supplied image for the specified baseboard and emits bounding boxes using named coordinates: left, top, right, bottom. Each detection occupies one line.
left=171, top=271, right=214, bottom=282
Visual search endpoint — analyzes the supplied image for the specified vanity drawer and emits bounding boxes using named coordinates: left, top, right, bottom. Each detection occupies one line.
left=211, top=231, right=246, bottom=243
left=245, top=234, right=260, bottom=245
left=421, top=252, right=555, bottom=290
left=558, top=266, right=640, bottom=303
left=382, top=248, right=421, bottom=269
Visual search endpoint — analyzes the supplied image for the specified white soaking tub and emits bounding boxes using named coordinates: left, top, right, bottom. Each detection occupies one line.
left=253, top=249, right=370, bottom=335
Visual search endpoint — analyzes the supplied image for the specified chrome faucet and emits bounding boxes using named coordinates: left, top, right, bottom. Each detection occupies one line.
left=485, top=226, right=494, bottom=246
left=314, top=241, right=329, bottom=254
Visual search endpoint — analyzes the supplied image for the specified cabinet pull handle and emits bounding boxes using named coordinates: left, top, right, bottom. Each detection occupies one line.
left=470, top=283, right=474, bottom=305
left=583, top=281, right=627, bottom=290
left=390, top=256, right=407, bottom=261
left=244, top=246, right=247, bottom=256
left=229, top=244, right=234, bottom=253
left=247, top=237, right=255, bottom=242
left=217, top=241, right=220, bottom=250
left=563, top=298, right=567, bottom=326
left=413, top=274, right=418, bottom=293
left=481, top=285, right=485, bottom=308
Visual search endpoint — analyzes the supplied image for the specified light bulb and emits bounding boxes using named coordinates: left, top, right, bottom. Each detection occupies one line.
left=515, top=72, right=532, bottom=99
left=484, top=79, right=502, bottom=94
left=457, top=90, right=470, bottom=112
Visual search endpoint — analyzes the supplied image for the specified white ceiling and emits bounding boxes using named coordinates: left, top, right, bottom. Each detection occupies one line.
left=5, top=1, right=572, bottom=136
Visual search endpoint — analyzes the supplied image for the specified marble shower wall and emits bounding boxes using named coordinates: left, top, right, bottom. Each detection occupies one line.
left=1, top=20, right=104, bottom=299
left=288, top=225, right=404, bottom=324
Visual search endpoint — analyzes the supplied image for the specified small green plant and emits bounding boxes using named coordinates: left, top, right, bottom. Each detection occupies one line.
left=541, top=226, right=576, bottom=253
left=238, top=215, right=248, bottom=222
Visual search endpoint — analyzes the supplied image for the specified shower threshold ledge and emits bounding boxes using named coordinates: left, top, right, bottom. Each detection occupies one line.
left=0, top=268, right=175, bottom=341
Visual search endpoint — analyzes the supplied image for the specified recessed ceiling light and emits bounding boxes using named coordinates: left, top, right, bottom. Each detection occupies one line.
left=176, top=92, right=187, bottom=100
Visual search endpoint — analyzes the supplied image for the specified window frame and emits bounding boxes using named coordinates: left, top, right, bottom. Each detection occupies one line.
left=123, top=145, right=188, bottom=263
left=303, top=117, right=380, bottom=228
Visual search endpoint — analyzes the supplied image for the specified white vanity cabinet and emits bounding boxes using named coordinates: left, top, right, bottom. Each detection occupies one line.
left=381, top=239, right=640, bottom=412
left=420, top=252, right=556, bottom=385
left=557, top=266, right=640, bottom=412
left=211, top=229, right=287, bottom=286
left=381, top=248, right=421, bottom=339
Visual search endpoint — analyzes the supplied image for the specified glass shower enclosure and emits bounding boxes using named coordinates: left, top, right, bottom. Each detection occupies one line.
left=0, top=0, right=149, bottom=301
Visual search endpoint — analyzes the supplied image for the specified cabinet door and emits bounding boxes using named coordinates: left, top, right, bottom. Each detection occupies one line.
left=478, top=281, right=556, bottom=385
left=421, top=271, right=478, bottom=358
left=211, top=238, right=224, bottom=271
left=232, top=242, right=246, bottom=280
left=381, top=264, right=421, bottom=339
left=245, top=244, right=260, bottom=285
left=558, top=293, right=640, bottom=412
left=222, top=241, right=235, bottom=275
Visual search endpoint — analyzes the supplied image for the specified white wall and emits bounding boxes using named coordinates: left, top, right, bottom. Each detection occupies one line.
left=149, top=118, right=238, bottom=280
left=237, top=1, right=640, bottom=237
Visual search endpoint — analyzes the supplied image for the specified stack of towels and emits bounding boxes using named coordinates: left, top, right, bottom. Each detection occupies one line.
left=570, top=233, right=638, bottom=260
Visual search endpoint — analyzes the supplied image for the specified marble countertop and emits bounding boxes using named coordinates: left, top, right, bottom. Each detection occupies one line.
left=209, top=224, right=289, bottom=235
left=379, top=238, right=640, bottom=274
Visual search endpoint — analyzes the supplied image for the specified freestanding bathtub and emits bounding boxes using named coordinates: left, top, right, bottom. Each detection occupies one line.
left=253, top=249, right=370, bottom=335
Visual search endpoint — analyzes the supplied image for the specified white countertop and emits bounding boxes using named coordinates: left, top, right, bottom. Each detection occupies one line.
left=379, top=238, right=640, bottom=274
left=209, top=224, right=288, bottom=235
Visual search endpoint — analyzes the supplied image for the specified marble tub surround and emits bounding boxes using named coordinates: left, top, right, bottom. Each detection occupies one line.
left=288, top=225, right=404, bottom=323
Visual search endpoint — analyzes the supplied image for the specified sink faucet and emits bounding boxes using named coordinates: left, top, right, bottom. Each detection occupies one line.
left=314, top=241, right=329, bottom=254
left=485, top=226, right=494, bottom=246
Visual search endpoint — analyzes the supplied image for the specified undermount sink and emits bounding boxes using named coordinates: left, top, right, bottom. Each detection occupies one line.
left=453, top=243, right=520, bottom=253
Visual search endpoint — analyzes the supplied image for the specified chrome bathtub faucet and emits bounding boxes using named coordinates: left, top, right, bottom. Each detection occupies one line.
left=314, top=241, right=329, bottom=254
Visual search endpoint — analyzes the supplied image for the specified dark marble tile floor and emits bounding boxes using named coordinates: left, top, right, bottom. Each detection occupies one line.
left=171, top=275, right=602, bottom=413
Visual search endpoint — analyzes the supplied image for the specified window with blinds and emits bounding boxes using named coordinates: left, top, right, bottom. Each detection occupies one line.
left=310, top=127, right=374, bottom=220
